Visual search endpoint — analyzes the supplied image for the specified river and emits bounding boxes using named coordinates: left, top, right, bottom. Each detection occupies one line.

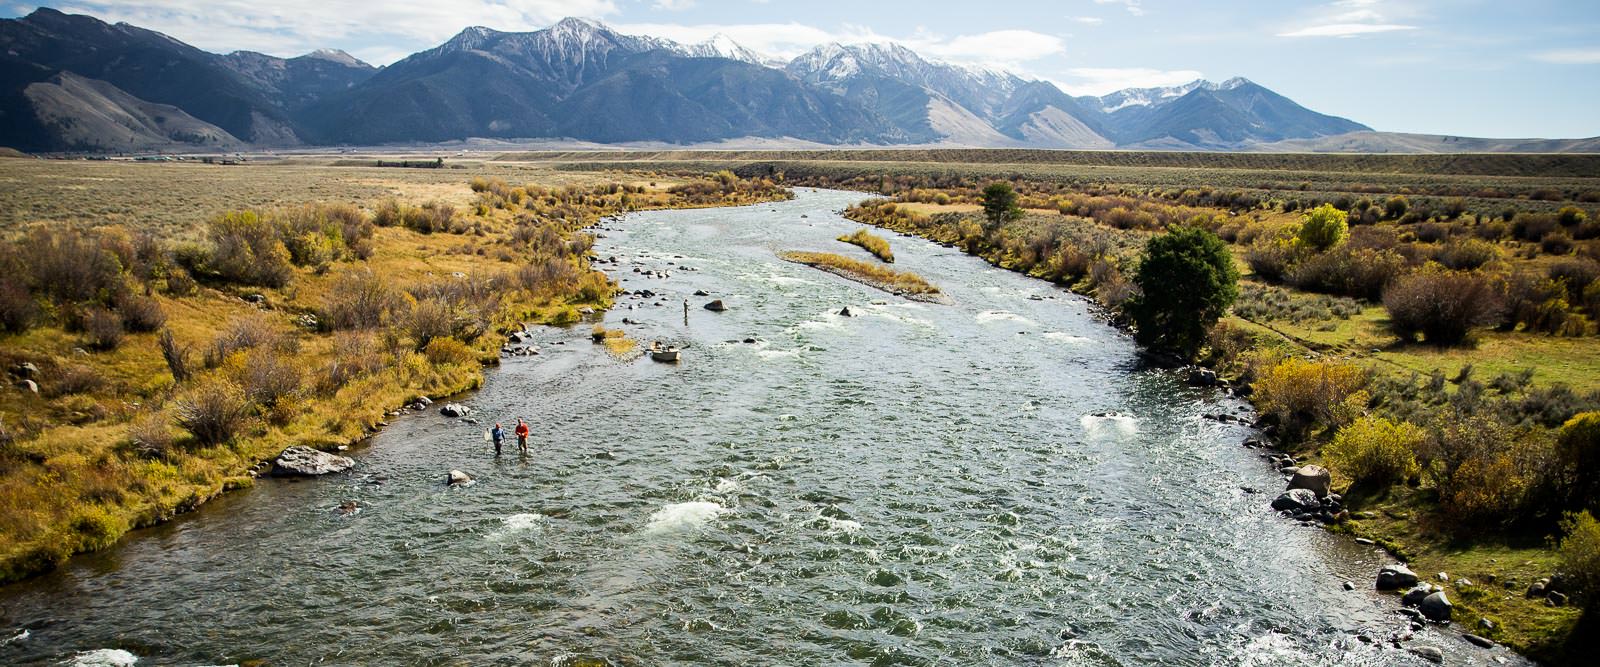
left=0, top=188, right=1523, bottom=666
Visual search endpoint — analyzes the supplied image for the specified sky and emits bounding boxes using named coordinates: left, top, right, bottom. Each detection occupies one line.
left=5, top=0, right=1599, bottom=138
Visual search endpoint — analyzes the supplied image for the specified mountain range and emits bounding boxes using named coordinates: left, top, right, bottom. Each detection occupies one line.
left=0, top=8, right=1585, bottom=153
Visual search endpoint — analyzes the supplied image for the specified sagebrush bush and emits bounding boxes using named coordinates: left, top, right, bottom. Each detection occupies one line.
left=423, top=336, right=476, bottom=366
left=238, top=348, right=301, bottom=408
left=318, top=333, right=386, bottom=393
left=44, top=364, right=104, bottom=398
left=207, top=211, right=293, bottom=287
left=174, top=378, right=251, bottom=446
left=1287, top=246, right=1408, bottom=299
left=405, top=297, right=454, bottom=350
left=82, top=308, right=124, bottom=351
left=1435, top=238, right=1502, bottom=270
left=1549, top=259, right=1600, bottom=298
left=204, top=315, right=282, bottom=367
left=1420, top=413, right=1552, bottom=529
left=116, top=294, right=165, bottom=332
left=1252, top=356, right=1367, bottom=437
left=159, top=328, right=192, bottom=383
left=1245, top=237, right=1300, bottom=281
left=0, top=279, right=36, bottom=333
left=321, top=268, right=401, bottom=330
left=126, top=414, right=175, bottom=459
left=1325, top=416, right=1423, bottom=487
left=1383, top=267, right=1504, bottom=345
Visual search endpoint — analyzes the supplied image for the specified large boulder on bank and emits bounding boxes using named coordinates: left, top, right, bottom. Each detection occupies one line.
left=1288, top=465, right=1332, bottom=498
left=1377, top=563, right=1419, bottom=590
left=271, top=446, right=355, bottom=477
left=703, top=299, right=726, bottom=312
left=1420, top=591, right=1453, bottom=621
left=1271, top=488, right=1321, bottom=512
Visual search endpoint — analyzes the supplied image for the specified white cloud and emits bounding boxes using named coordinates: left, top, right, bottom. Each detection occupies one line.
left=1050, top=67, right=1204, bottom=96
left=930, top=30, right=1065, bottom=65
left=1533, top=48, right=1600, bottom=65
left=652, top=0, right=695, bottom=10
left=1278, top=23, right=1416, bottom=38
left=1068, top=16, right=1104, bottom=25
left=1093, top=0, right=1144, bottom=17
left=1278, top=0, right=1418, bottom=39
left=50, top=1, right=619, bottom=61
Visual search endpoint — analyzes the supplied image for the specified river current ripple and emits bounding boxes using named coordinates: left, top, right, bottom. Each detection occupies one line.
left=0, top=188, right=1519, bottom=666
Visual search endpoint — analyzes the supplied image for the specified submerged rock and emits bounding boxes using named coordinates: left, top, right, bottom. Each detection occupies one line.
left=271, top=446, right=355, bottom=477
left=447, top=470, right=473, bottom=486
left=703, top=299, right=727, bottom=312
left=1409, top=646, right=1444, bottom=663
left=1186, top=368, right=1218, bottom=386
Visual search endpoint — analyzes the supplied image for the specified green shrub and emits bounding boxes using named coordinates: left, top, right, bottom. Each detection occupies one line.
left=1127, top=226, right=1238, bottom=359
left=1252, top=356, right=1367, bottom=438
left=0, top=279, right=37, bottom=333
left=1558, top=510, right=1600, bottom=611
left=1325, top=416, right=1424, bottom=487
left=1556, top=412, right=1600, bottom=512
left=981, top=182, right=1023, bottom=228
left=1296, top=204, right=1348, bottom=251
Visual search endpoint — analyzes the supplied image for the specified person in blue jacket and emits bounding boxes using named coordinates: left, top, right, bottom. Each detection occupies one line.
left=490, top=422, right=505, bottom=456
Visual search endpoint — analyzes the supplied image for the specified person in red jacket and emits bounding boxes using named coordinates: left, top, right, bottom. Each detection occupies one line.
left=514, top=418, right=530, bottom=456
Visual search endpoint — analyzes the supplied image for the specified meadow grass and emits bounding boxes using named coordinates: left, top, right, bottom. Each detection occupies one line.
left=837, top=228, right=895, bottom=262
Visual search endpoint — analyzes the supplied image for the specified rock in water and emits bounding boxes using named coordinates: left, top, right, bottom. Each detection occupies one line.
left=271, top=446, right=355, bottom=477
left=1409, top=646, right=1444, bottom=663
left=1186, top=368, right=1218, bottom=386
left=839, top=306, right=853, bottom=317
left=703, top=299, right=726, bottom=312
left=1420, top=591, right=1453, bottom=621
left=1377, top=564, right=1419, bottom=590
left=1287, top=464, right=1332, bottom=498
left=1463, top=634, right=1495, bottom=649
left=447, top=470, right=473, bottom=486
left=1402, top=584, right=1433, bottom=607
left=440, top=403, right=470, bottom=418
left=1271, top=488, right=1320, bottom=512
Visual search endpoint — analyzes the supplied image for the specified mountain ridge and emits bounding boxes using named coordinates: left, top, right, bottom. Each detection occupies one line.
left=0, top=8, right=1589, bottom=153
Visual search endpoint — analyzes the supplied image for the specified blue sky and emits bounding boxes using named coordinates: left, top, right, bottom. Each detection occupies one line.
left=7, top=1, right=1599, bottom=138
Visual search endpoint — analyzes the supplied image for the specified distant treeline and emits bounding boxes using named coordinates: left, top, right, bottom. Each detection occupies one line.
left=375, top=158, right=445, bottom=169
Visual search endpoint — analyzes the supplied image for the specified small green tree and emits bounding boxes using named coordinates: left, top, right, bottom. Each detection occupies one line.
left=1557, top=412, right=1600, bottom=512
left=981, top=182, right=1023, bottom=228
left=1558, top=510, right=1600, bottom=611
left=1127, top=226, right=1239, bottom=359
left=1296, top=203, right=1349, bottom=251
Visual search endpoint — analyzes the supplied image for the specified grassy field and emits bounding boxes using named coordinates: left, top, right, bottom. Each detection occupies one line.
left=0, top=156, right=788, bottom=583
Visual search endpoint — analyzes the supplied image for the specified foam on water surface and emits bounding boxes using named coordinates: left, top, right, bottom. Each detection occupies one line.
left=1043, top=332, right=1093, bottom=344
left=976, top=310, right=1034, bottom=325
left=491, top=513, right=545, bottom=539
left=644, top=501, right=726, bottom=533
left=67, top=649, right=138, bottom=666
left=1080, top=413, right=1138, bottom=437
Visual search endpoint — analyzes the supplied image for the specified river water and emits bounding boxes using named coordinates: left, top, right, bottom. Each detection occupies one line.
left=1, top=188, right=1524, bottom=666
